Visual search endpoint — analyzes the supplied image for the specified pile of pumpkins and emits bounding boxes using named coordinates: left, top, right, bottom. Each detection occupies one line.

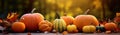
left=1, top=9, right=119, bottom=33
left=9, top=12, right=119, bottom=33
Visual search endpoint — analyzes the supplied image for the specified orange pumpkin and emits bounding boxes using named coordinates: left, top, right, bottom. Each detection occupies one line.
left=20, top=13, right=44, bottom=31
left=12, top=22, right=25, bottom=32
left=61, top=16, right=74, bottom=26
left=38, top=20, right=53, bottom=32
left=73, top=15, right=99, bottom=31
left=0, top=19, right=2, bottom=23
left=104, top=22, right=118, bottom=31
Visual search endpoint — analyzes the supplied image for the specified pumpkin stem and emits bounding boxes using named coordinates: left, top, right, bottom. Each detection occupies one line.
left=84, top=9, right=90, bottom=15
left=31, top=8, right=36, bottom=13
left=70, top=23, right=73, bottom=25
left=90, top=23, right=93, bottom=25
left=99, top=24, right=100, bottom=26
left=44, top=18, right=46, bottom=20
left=64, top=12, right=67, bottom=16
left=55, top=11, right=60, bottom=19
left=108, top=19, right=111, bottom=23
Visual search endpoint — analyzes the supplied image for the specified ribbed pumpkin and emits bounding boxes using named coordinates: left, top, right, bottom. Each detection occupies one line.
left=53, top=19, right=66, bottom=32
left=38, top=20, right=53, bottom=32
left=61, top=16, right=74, bottom=26
left=104, top=22, right=118, bottom=31
left=20, top=8, right=44, bottom=31
left=73, top=15, right=99, bottom=31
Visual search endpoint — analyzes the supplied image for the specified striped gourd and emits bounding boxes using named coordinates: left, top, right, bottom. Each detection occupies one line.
left=53, top=19, right=66, bottom=32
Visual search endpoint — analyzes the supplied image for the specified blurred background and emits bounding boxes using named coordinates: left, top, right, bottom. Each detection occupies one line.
left=0, top=0, right=120, bottom=22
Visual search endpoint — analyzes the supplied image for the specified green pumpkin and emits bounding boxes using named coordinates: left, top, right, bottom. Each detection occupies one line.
left=96, top=24, right=105, bottom=32
left=53, top=19, right=67, bottom=32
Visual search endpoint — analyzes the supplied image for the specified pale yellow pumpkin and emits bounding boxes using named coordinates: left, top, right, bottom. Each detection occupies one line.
left=67, top=24, right=78, bottom=33
left=82, top=25, right=96, bottom=33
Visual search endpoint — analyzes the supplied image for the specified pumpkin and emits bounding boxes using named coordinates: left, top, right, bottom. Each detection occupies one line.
left=0, top=19, right=2, bottom=23
left=67, top=24, right=78, bottom=33
left=61, top=16, right=74, bottom=26
left=104, top=22, right=118, bottom=31
left=53, top=19, right=66, bottom=32
left=73, top=15, right=99, bottom=31
left=96, top=24, right=105, bottom=32
left=20, top=8, right=44, bottom=31
left=12, top=22, right=25, bottom=32
left=82, top=25, right=96, bottom=33
left=38, top=20, right=53, bottom=32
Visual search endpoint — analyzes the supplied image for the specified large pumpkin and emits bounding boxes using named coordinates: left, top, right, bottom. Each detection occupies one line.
left=53, top=19, right=66, bottom=32
left=38, top=20, right=53, bottom=32
left=61, top=16, right=74, bottom=26
left=104, top=22, right=118, bottom=31
left=73, top=15, right=99, bottom=31
left=20, top=13, right=44, bottom=31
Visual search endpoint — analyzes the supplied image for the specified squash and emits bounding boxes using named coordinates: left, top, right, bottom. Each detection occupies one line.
left=96, top=24, right=105, bottom=32
left=53, top=19, right=66, bottom=32
left=67, top=24, right=78, bottom=33
left=104, top=22, right=118, bottom=31
left=53, top=12, right=66, bottom=33
left=82, top=25, right=96, bottom=33
left=12, top=22, right=25, bottom=32
left=74, top=15, right=99, bottom=31
left=38, top=20, right=53, bottom=32
left=20, top=8, right=44, bottom=31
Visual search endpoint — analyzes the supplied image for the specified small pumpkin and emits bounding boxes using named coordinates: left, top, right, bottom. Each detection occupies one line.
left=12, top=22, right=25, bottom=32
left=20, top=8, right=44, bottom=31
left=61, top=14, right=74, bottom=26
left=67, top=24, right=78, bottom=33
left=104, top=22, right=118, bottom=31
left=96, top=24, right=105, bottom=32
left=38, top=20, right=53, bottom=32
left=82, top=25, right=96, bottom=33
left=0, top=19, right=2, bottom=23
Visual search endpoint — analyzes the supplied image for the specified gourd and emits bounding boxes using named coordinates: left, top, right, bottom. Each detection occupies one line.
left=53, top=12, right=66, bottom=33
